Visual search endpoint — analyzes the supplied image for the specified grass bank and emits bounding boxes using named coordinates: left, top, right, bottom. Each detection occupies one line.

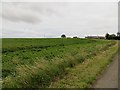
left=49, top=41, right=118, bottom=88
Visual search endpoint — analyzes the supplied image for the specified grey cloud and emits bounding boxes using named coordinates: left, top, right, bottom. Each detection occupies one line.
left=1, top=2, right=61, bottom=24
left=1, top=2, right=118, bottom=38
left=2, top=3, right=42, bottom=24
left=2, top=12, right=41, bottom=24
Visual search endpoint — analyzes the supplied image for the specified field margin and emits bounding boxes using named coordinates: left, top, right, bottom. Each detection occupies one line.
left=49, top=41, right=118, bottom=88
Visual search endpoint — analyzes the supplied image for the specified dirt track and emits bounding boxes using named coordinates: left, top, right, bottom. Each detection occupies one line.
left=92, top=50, right=119, bottom=88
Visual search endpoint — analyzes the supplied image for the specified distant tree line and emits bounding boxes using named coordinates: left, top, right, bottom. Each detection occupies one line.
left=61, top=34, right=79, bottom=38
left=61, top=33, right=120, bottom=40
left=61, top=34, right=66, bottom=38
left=105, top=32, right=120, bottom=40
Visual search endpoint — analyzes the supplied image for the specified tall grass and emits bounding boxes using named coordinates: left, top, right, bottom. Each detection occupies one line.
left=49, top=42, right=118, bottom=88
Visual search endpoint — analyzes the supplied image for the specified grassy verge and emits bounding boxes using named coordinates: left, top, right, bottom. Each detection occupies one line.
left=49, top=41, right=118, bottom=88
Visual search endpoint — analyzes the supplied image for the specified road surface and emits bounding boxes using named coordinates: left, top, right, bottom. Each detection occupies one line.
left=92, top=50, right=119, bottom=88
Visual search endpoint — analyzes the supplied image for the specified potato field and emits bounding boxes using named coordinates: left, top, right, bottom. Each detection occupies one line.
left=2, top=38, right=117, bottom=88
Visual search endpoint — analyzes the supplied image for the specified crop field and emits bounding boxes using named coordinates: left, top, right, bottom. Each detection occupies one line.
left=2, top=38, right=118, bottom=88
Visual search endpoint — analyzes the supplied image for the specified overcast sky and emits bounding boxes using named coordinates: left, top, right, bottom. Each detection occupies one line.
left=1, top=2, right=118, bottom=38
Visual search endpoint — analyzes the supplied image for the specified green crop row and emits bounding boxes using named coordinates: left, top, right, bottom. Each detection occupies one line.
left=2, top=38, right=103, bottom=53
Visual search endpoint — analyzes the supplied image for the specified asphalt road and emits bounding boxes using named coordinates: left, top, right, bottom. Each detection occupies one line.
left=92, top=50, right=119, bottom=88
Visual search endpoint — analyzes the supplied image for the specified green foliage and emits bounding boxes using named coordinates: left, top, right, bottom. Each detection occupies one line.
left=61, top=34, right=66, bottom=38
left=105, top=33, right=120, bottom=40
left=49, top=42, right=118, bottom=88
left=2, top=38, right=116, bottom=88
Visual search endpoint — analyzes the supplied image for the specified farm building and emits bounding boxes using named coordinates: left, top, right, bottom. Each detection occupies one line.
left=85, top=36, right=105, bottom=39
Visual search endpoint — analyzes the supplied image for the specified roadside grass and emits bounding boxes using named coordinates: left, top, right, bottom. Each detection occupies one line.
left=49, top=41, right=118, bottom=88
left=2, top=38, right=117, bottom=88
